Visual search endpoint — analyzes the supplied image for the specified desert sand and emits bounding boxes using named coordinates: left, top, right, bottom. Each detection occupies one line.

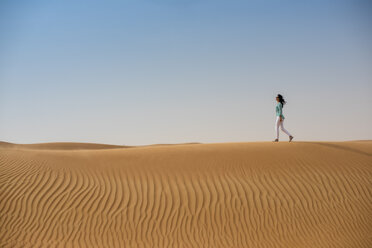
left=0, top=140, right=371, bottom=247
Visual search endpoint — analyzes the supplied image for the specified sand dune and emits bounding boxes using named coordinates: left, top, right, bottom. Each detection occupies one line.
left=0, top=141, right=371, bottom=247
left=0, top=141, right=131, bottom=150
left=0, top=141, right=201, bottom=150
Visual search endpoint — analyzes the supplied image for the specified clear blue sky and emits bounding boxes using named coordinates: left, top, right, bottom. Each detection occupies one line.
left=1, top=0, right=371, bottom=145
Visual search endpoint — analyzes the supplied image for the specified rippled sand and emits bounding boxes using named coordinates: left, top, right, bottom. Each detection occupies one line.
left=1, top=141, right=371, bottom=247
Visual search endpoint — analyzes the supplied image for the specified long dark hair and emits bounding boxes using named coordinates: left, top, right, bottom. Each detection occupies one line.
left=277, top=94, right=286, bottom=108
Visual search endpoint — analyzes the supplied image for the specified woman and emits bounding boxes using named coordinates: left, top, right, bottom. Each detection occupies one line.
left=274, top=94, right=294, bottom=142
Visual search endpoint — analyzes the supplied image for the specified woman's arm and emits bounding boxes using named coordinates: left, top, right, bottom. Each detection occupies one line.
left=278, top=103, right=283, bottom=121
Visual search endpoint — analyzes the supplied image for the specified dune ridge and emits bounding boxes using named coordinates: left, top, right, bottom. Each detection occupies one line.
left=0, top=141, right=371, bottom=247
left=0, top=141, right=202, bottom=150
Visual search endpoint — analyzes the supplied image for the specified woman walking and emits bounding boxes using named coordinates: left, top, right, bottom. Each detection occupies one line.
left=274, top=94, right=294, bottom=142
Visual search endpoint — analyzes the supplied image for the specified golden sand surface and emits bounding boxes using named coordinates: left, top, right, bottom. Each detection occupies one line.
left=1, top=141, right=371, bottom=247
